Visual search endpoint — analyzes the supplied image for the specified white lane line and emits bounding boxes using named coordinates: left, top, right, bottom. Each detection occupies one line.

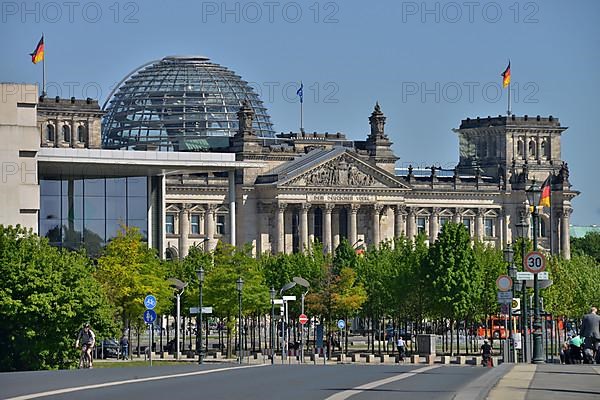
left=5, top=364, right=268, bottom=400
left=325, top=365, right=440, bottom=400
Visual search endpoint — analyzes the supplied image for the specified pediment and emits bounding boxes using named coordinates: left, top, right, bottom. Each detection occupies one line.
left=278, top=151, right=409, bottom=189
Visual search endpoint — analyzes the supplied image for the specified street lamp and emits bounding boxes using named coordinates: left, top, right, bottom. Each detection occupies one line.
left=293, top=276, right=310, bottom=363
left=270, top=287, right=276, bottom=365
left=167, top=278, right=188, bottom=361
left=525, top=180, right=545, bottom=364
left=195, top=268, right=205, bottom=365
left=503, top=244, right=516, bottom=363
left=280, top=281, right=297, bottom=362
left=236, top=277, right=244, bottom=364
left=516, top=216, right=529, bottom=363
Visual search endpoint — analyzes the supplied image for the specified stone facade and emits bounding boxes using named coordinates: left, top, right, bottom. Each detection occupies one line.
left=166, top=104, right=578, bottom=260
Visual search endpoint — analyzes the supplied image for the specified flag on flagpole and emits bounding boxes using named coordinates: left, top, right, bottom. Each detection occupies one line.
left=539, top=174, right=551, bottom=207
left=296, top=82, right=303, bottom=103
left=30, top=35, right=44, bottom=64
left=501, top=62, right=511, bottom=88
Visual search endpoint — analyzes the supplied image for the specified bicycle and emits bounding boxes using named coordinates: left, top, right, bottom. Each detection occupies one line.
left=79, top=343, right=93, bottom=369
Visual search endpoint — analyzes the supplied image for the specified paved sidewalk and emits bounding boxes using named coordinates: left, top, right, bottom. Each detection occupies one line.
left=487, top=364, right=600, bottom=400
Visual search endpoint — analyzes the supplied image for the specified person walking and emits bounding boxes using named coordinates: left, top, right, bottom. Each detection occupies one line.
left=119, top=333, right=129, bottom=360
left=579, top=306, right=600, bottom=363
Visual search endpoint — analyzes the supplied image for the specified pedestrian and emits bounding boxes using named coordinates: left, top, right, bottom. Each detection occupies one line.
left=579, top=306, right=600, bottom=363
left=569, top=334, right=583, bottom=364
left=396, top=336, right=405, bottom=361
left=119, top=333, right=129, bottom=360
left=560, top=341, right=570, bottom=364
left=481, top=339, right=493, bottom=367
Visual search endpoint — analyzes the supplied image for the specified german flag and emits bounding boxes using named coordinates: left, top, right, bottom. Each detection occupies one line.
left=501, top=62, right=511, bottom=88
left=539, top=175, right=551, bottom=207
left=30, top=36, right=44, bottom=64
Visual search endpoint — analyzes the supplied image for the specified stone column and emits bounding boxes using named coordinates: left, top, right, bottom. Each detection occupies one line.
left=332, top=208, right=341, bottom=250
left=394, top=205, right=405, bottom=238
left=560, top=208, right=572, bottom=259
left=228, top=170, right=236, bottom=247
left=475, top=208, right=485, bottom=242
left=406, top=207, right=417, bottom=239
left=257, top=203, right=269, bottom=255
left=178, top=205, right=190, bottom=259
left=299, top=203, right=310, bottom=252
left=372, top=204, right=383, bottom=247
left=204, top=204, right=216, bottom=251
left=276, top=202, right=287, bottom=254
left=497, top=209, right=505, bottom=248
left=348, top=204, right=359, bottom=246
left=429, top=208, right=440, bottom=243
left=323, top=204, right=334, bottom=253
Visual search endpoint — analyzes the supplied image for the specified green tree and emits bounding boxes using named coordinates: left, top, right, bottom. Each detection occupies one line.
left=571, top=231, right=600, bottom=264
left=95, top=226, right=172, bottom=328
left=0, top=225, right=116, bottom=371
left=426, top=223, right=479, bottom=354
left=472, top=241, right=505, bottom=319
left=203, top=242, right=268, bottom=358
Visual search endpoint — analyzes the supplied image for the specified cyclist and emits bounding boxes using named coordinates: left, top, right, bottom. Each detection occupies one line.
left=76, top=323, right=96, bottom=369
left=481, top=339, right=493, bottom=367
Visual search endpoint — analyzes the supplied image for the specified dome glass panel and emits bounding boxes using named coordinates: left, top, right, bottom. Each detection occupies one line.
left=102, top=56, right=275, bottom=151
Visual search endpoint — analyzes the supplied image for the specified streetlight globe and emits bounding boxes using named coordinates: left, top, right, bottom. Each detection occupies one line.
left=526, top=179, right=542, bottom=207
left=236, top=277, right=244, bottom=292
left=269, top=287, right=275, bottom=300
left=196, top=268, right=205, bottom=283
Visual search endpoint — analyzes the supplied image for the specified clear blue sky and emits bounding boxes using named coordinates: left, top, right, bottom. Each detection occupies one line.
left=1, top=0, right=598, bottom=224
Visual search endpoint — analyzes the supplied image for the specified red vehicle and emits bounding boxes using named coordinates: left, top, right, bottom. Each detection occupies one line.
left=477, top=316, right=511, bottom=339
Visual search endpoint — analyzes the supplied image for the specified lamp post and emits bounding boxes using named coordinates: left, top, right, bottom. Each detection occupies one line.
left=293, top=277, right=310, bottom=363
left=526, top=180, right=545, bottom=363
left=270, top=287, right=275, bottom=365
left=167, top=278, right=188, bottom=361
left=503, top=245, right=517, bottom=363
left=195, top=268, right=205, bottom=365
left=516, top=216, right=529, bottom=363
left=236, top=277, right=244, bottom=364
left=280, top=281, right=297, bottom=362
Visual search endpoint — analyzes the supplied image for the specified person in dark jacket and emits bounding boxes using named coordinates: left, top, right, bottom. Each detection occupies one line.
left=580, top=307, right=600, bottom=353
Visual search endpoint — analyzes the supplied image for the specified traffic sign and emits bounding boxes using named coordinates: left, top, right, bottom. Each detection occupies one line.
left=337, top=319, right=346, bottom=329
left=524, top=251, right=546, bottom=273
left=496, top=275, right=513, bottom=292
left=517, top=271, right=534, bottom=281
left=143, top=309, right=157, bottom=324
left=511, top=298, right=521, bottom=311
left=189, top=307, right=213, bottom=315
left=497, top=291, right=513, bottom=304
left=299, top=314, right=308, bottom=325
left=538, top=272, right=549, bottom=280
left=144, top=295, right=157, bottom=309
left=282, top=295, right=297, bottom=301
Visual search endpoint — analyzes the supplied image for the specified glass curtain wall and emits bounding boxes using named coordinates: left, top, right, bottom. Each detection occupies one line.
left=39, top=177, right=147, bottom=256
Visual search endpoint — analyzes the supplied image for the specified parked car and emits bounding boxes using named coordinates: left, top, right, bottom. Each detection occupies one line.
left=95, top=338, right=119, bottom=359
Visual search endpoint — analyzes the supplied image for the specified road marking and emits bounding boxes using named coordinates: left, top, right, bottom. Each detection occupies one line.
left=5, top=364, right=267, bottom=400
left=324, top=365, right=440, bottom=400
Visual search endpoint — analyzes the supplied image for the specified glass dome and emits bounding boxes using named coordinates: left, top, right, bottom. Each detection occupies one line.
left=102, top=56, right=275, bottom=151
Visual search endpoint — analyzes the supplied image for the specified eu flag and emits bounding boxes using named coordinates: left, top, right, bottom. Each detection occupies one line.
left=296, top=82, right=303, bottom=103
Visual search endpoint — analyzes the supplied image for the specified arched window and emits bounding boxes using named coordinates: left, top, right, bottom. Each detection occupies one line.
left=77, top=125, right=86, bottom=143
left=46, top=124, right=55, bottom=142
left=517, top=139, right=524, bottom=158
left=528, top=140, right=536, bottom=158
left=62, top=124, right=71, bottom=143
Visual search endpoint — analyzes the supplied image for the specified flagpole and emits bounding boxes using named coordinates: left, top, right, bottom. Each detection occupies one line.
left=42, top=34, right=46, bottom=96
left=507, top=81, right=511, bottom=116
left=300, top=97, right=303, bottom=133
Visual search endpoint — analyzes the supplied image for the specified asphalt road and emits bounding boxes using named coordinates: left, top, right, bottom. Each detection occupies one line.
left=0, top=363, right=492, bottom=400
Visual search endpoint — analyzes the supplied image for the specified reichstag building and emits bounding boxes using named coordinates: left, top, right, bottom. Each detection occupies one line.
left=1, top=56, right=577, bottom=259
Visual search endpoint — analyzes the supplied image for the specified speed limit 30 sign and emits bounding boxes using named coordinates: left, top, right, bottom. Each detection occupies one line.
left=524, top=251, right=546, bottom=273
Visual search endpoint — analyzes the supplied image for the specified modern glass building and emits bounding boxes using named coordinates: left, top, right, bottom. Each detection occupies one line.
left=39, top=177, right=148, bottom=256
left=102, top=56, right=275, bottom=151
